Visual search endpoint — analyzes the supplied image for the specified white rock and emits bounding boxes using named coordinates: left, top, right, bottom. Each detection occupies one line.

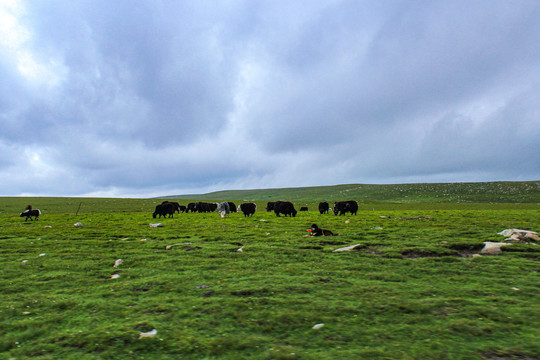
left=481, top=242, right=512, bottom=255
left=333, top=244, right=362, bottom=252
left=110, top=274, right=120, bottom=279
left=74, top=222, right=84, bottom=227
left=149, top=223, right=163, bottom=228
left=498, top=229, right=537, bottom=237
left=113, top=259, right=123, bottom=267
left=138, top=329, right=157, bottom=338
left=165, top=242, right=192, bottom=250
left=312, top=323, right=325, bottom=330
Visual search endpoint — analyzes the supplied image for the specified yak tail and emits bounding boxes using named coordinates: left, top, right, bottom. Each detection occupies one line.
left=37, top=209, right=41, bottom=214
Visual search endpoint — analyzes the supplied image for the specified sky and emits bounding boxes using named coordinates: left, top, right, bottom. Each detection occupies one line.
left=1, top=0, right=539, bottom=197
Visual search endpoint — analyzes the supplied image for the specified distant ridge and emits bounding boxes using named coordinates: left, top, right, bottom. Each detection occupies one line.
left=161, top=181, right=540, bottom=203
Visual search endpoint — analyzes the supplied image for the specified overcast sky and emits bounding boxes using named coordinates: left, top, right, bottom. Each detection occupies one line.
left=1, top=0, right=539, bottom=197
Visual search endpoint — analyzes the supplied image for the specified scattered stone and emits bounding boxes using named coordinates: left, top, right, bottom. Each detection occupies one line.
left=44, top=225, right=52, bottom=228
left=202, top=289, right=215, bottom=297
left=22, top=311, right=31, bottom=315
left=312, top=323, right=325, bottom=330
left=21, top=260, right=29, bottom=263
left=110, top=274, right=120, bottom=279
left=333, top=244, right=362, bottom=252
left=149, top=223, right=163, bottom=228
left=237, top=247, right=244, bottom=253
left=165, top=242, right=192, bottom=250
left=196, top=285, right=209, bottom=289
left=498, top=229, right=539, bottom=242
left=140, top=238, right=147, bottom=242
left=74, top=222, right=83, bottom=227
left=374, top=226, right=383, bottom=230
left=138, top=329, right=157, bottom=339
left=39, top=253, right=46, bottom=257
left=113, top=259, right=123, bottom=267
left=481, top=242, right=512, bottom=255
left=512, top=287, right=520, bottom=291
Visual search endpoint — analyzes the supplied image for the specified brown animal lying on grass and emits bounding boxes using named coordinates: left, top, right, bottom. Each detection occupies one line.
left=309, top=224, right=339, bottom=236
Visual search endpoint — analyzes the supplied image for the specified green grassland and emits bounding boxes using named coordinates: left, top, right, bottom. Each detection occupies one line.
left=1, top=183, right=539, bottom=359
left=168, top=181, right=540, bottom=203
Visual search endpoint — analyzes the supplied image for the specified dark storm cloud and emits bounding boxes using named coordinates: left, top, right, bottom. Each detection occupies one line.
left=0, top=0, right=539, bottom=196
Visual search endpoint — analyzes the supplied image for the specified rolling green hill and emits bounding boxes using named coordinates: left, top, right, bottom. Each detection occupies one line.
left=164, top=181, right=540, bottom=203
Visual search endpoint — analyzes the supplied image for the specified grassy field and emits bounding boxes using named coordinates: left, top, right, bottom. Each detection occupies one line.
left=1, top=193, right=539, bottom=359
left=167, top=181, right=540, bottom=203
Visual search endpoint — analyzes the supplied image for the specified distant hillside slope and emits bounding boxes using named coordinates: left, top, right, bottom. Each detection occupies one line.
left=163, top=181, right=540, bottom=203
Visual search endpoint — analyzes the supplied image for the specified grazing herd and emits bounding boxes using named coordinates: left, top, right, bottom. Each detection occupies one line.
left=18, top=200, right=360, bottom=226
left=150, top=200, right=359, bottom=219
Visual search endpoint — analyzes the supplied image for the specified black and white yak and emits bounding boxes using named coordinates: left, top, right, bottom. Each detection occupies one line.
left=217, top=202, right=231, bottom=218
left=20, top=205, right=41, bottom=221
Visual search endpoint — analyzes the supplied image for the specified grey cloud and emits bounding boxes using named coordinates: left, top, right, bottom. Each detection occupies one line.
left=1, top=1, right=539, bottom=196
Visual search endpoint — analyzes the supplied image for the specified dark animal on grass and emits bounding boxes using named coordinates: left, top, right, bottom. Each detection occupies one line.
left=161, top=201, right=182, bottom=213
left=318, top=202, right=329, bottom=214
left=196, top=202, right=209, bottom=213
left=300, top=207, right=308, bottom=211
left=153, top=202, right=176, bottom=218
left=238, top=202, right=257, bottom=217
left=266, top=202, right=275, bottom=212
left=333, top=200, right=358, bottom=216
left=186, top=202, right=197, bottom=213
left=20, top=206, right=41, bottom=221
left=310, top=223, right=338, bottom=236
left=227, top=202, right=237, bottom=212
left=196, top=202, right=216, bottom=213
left=274, top=201, right=297, bottom=217
left=217, top=202, right=230, bottom=218
left=178, top=205, right=187, bottom=213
